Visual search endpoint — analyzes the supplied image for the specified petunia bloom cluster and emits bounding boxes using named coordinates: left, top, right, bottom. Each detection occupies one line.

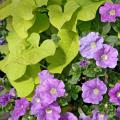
left=79, top=32, right=118, bottom=68
left=31, top=70, right=77, bottom=120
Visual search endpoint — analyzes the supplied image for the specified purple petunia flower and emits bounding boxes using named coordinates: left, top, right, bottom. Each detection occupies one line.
left=82, top=78, right=107, bottom=104
left=116, top=107, right=120, bottom=118
left=80, top=32, right=104, bottom=59
left=9, top=88, right=16, bottom=97
left=31, top=86, right=47, bottom=115
left=37, top=102, right=61, bottom=120
left=79, top=108, right=91, bottom=120
left=99, top=2, right=120, bottom=22
left=60, top=112, right=78, bottom=120
left=94, top=44, right=118, bottom=68
left=0, top=93, right=11, bottom=106
left=10, top=98, right=30, bottom=120
left=80, top=60, right=89, bottom=67
left=38, top=78, right=65, bottom=105
left=108, top=83, right=120, bottom=105
left=38, top=70, right=54, bottom=84
left=92, top=110, right=108, bottom=120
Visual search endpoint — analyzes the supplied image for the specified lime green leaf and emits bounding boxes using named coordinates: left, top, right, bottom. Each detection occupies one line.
left=13, top=0, right=36, bottom=20
left=48, top=0, right=80, bottom=30
left=48, top=0, right=62, bottom=5
left=0, top=44, right=9, bottom=54
left=77, top=0, right=105, bottom=21
left=2, top=61, right=26, bottom=81
left=62, top=10, right=78, bottom=32
left=35, top=0, right=48, bottom=7
left=47, top=29, right=79, bottom=73
left=0, top=0, right=36, bottom=20
left=12, top=16, right=35, bottom=39
left=9, top=64, right=40, bottom=97
left=27, top=33, right=40, bottom=47
left=17, top=40, right=56, bottom=65
left=0, top=3, right=12, bottom=20
left=29, top=12, right=50, bottom=34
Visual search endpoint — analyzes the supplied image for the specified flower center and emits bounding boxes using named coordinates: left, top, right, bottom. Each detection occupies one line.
left=109, top=9, right=116, bottom=16
left=117, top=92, right=120, bottom=97
left=50, top=88, right=57, bottom=94
left=90, top=42, right=96, bottom=48
left=98, top=113, right=104, bottom=119
left=35, top=97, right=41, bottom=103
left=46, top=108, right=52, bottom=114
left=101, top=54, right=108, bottom=61
left=93, top=88, right=99, bottom=95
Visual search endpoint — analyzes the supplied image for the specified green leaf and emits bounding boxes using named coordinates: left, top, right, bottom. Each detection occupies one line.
left=47, top=29, right=79, bottom=73
left=0, top=45, right=9, bottom=54
left=77, top=0, right=105, bottom=21
left=27, top=33, right=40, bottom=48
left=10, top=64, right=40, bottom=97
left=1, top=61, right=27, bottom=81
left=17, top=39, right=56, bottom=65
left=12, top=16, right=35, bottom=39
left=48, top=0, right=80, bottom=30
left=0, top=0, right=36, bottom=20
left=35, top=0, right=48, bottom=7
left=29, top=12, right=50, bottom=34
left=48, top=0, right=62, bottom=5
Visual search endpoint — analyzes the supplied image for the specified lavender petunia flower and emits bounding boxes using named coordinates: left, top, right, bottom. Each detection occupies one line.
left=60, top=112, right=78, bottom=120
left=82, top=78, right=107, bottom=104
left=9, top=88, right=16, bottom=97
left=38, top=70, right=54, bottom=84
left=116, top=107, right=120, bottom=118
left=80, top=32, right=104, bottom=59
left=99, top=2, right=120, bottom=22
left=31, top=86, right=47, bottom=115
left=10, top=98, right=30, bottom=120
left=108, top=83, right=120, bottom=105
left=0, top=93, right=11, bottom=106
left=78, top=108, right=91, bottom=120
left=38, top=78, right=65, bottom=105
left=92, top=110, right=108, bottom=120
left=37, top=102, right=61, bottom=120
left=80, top=60, right=89, bottom=67
left=94, top=44, right=118, bottom=68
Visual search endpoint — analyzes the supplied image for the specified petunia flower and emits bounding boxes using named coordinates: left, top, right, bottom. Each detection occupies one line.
left=38, top=70, right=54, bottom=84
left=92, top=110, right=108, bottom=120
left=38, top=78, right=65, bottom=105
left=82, top=78, right=107, bottom=104
left=60, top=112, right=78, bottom=120
left=80, top=32, right=104, bottom=59
left=9, top=88, right=16, bottom=97
left=80, top=60, right=89, bottom=67
left=37, top=102, right=61, bottom=120
left=10, top=98, right=30, bottom=120
left=31, top=86, right=48, bottom=115
left=78, top=108, right=91, bottom=120
left=109, top=83, right=120, bottom=105
left=0, top=93, right=11, bottom=106
left=94, top=44, right=118, bottom=68
left=99, top=2, right=120, bottom=22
